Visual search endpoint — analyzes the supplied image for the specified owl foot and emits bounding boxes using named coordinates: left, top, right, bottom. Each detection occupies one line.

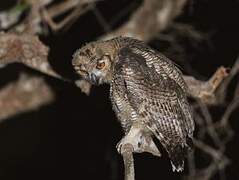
left=116, top=126, right=161, bottom=157
left=139, top=136, right=161, bottom=157
left=116, top=134, right=139, bottom=154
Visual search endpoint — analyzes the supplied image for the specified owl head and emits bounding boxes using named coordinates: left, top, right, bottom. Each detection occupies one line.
left=72, top=41, right=117, bottom=85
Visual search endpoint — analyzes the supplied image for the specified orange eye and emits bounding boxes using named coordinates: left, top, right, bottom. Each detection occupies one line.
left=96, top=61, right=105, bottom=69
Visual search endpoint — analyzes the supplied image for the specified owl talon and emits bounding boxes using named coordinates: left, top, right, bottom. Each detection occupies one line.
left=116, top=126, right=161, bottom=157
left=116, top=132, right=161, bottom=157
left=116, top=137, right=136, bottom=154
left=117, top=142, right=134, bottom=154
left=116, top=128, right=142, bottom=154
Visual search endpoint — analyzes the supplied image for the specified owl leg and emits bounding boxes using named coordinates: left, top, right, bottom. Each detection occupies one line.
left=138, top=134, right=161, bottom=157
left=117, top=123, right=161, bottom=157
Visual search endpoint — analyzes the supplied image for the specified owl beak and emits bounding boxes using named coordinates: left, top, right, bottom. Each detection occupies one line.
left=89, top=73, right=99, bottom=85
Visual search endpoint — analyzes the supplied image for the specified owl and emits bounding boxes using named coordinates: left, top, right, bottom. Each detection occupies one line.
left=72, top=37, right=194, bottom=172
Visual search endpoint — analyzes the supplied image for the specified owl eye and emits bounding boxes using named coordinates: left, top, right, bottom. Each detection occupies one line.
left=96, top=55, right=111, bottom=69
left=96, top=61, right=105, bottom=69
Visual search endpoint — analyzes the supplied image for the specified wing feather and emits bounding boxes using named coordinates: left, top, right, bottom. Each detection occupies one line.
left=130, top=45, right=194, bottom=138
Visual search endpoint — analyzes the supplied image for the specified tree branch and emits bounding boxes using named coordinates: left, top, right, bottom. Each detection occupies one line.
left=101, top=0, right=187, bottom=41
left=183, top=67, right=229, bottom=104
left=0, top=32, right=63, bottom=79
left=121, top=143, right=135, bottom=180
left=0, top=73, right=54, bottom=121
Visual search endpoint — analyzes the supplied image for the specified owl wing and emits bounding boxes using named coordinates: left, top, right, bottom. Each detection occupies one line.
left=129, top=45, right=194, bottom=137
left=114, top=47, right=194, bottom=172
left=130, top=45, right=188, bottom=93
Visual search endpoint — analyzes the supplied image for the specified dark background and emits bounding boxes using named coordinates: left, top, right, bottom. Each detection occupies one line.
left=0, top=0, right=239, bottom=179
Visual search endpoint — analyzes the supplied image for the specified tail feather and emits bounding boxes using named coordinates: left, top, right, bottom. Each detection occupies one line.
left=169, top=144, right=187, bottom=172
left=169, top=136, right=194, bottom=172
left=153, top=131, right=194, bottom=172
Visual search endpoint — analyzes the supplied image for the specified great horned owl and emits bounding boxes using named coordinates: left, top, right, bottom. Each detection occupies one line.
left=72, top=37, right=194, bottom=172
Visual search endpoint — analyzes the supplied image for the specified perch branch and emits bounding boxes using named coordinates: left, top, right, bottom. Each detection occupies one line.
left=121, top=143, right=135, bottom=180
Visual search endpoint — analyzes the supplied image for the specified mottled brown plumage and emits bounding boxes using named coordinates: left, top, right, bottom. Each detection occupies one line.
left=72, top=37, right=194, bottom=172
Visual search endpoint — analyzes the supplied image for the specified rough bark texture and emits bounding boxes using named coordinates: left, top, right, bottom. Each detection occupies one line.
left=0, top=74, right=54, bottom=121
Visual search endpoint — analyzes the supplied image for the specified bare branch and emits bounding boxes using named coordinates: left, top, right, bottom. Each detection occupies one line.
left=121, top=143, right=135, bottom=180
left=42, top=0, right=95, bottom=32
left=183, top=56, right=239, bottom=179
left=0, top=32, right=63, bottom=79
left=0, top=74, right=54, bottom=121
left=191, top=140, right=230, bottom=180
left=0, top=28, right=79, bottom=122
left=183, top=67, right=229, bottom=104
left=75, top=79, right=92, bottom=95
left=101, top=0, right=187, bottom=41
left=220, top=94, right=239, bottom=126
left=216, top=56, right=239, bottom=103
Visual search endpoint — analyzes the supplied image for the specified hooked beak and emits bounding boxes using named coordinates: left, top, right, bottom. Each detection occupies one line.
left=89, top=73, right=99, bottom=85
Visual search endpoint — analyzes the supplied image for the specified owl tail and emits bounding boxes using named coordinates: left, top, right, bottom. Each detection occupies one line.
left=169, top=137, right=193, bottom=172
left=168, top=144, right=187, bottom=172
